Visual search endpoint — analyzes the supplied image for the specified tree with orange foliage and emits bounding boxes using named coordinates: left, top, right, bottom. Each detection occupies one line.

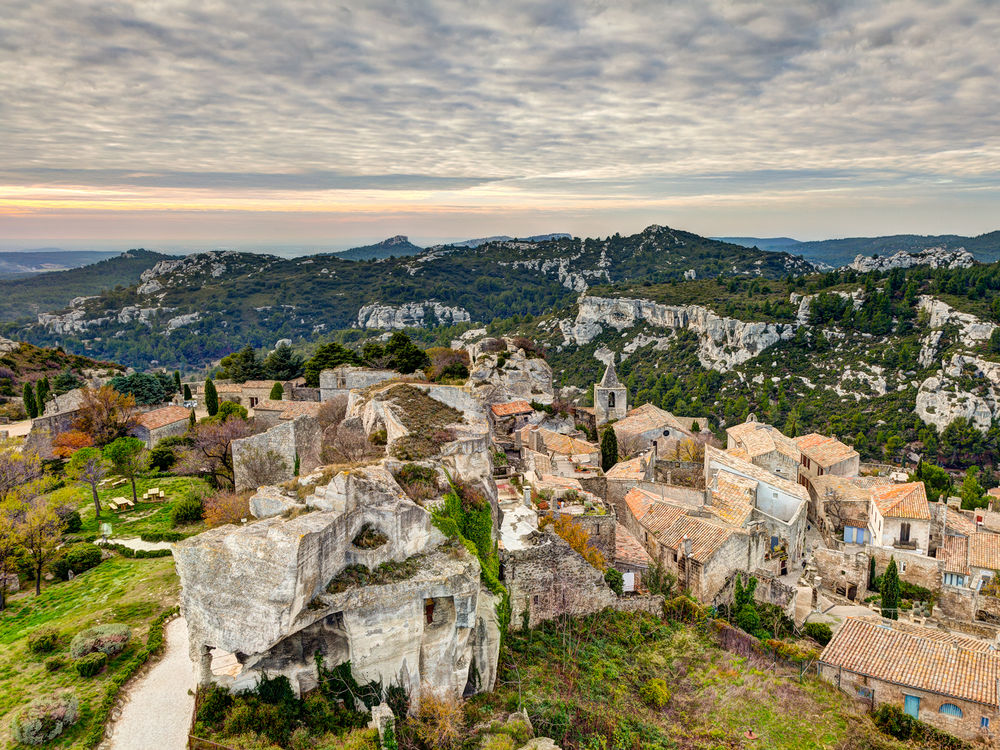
left=73, top=386, right=138, bottom=447
left=52, top=430, right=94, bottom=458
left=203, top=491, right=251, bottom=528
left=540, top=513, right=606, bottom=571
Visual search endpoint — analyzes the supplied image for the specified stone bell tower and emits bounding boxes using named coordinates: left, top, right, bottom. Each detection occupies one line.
left=594, top=360, right=627, bottom=425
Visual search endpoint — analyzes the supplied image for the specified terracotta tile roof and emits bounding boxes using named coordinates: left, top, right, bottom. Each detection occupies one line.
left=726, top=421, right=799, bottom=462
left=613, top=403, right=695, bottom=440
left=794, top=432, right=859, bottom=468
left=708, top=471, right=756, bottom=526
left=614, top=523, right=652, bottom=568
left=820, top=617, right=1000, bottom=706
left=706, top=445, right=809, bottom=505
left=491, top=400, right=534, bottom=417
left=240, top=380, right=280, bottom=389
left=652, top=513, right=738, bottom=563
left=624, top=487, right=658, bottom=523
left=215, top=383, right=243, bottom=393
left=523, top=426, right=597, bottom=457
left=811, top=475, right=882, bottom=502
left=253, top=400, right=323, bottom=420
left=136, top=405, right=191, bottom=431
left=606, top=456, right=647, bottom=480
left=854, top=616, right=994, bottom=652
left=969, top=532, right=1000, bottom=572
left=871, top=482, right=931, bottom=520
left=536, top=474, right=584, bottom=492
left=943, top=506, right=978, bottom=537
left=938, top=534, right=970, bottom=575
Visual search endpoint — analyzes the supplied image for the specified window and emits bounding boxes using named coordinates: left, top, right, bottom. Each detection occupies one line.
left=899, top=522, right=911, bottom=544
left=939, top=704, right=963, bottom=718
left=817, top=467, right=824, bottom=476
left=607, top=392, right=615, bottom=408
left=944, top=573, right=967, bottom=587
left=904, top=695, right=920, bottom=719
left=982, top=717, right=990, bottom=729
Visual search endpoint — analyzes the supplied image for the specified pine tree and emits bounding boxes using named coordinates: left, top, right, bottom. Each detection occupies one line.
left=22, top=382, right=37, bottom=418
left=600, top=427, right=618, bottom=472
left=691, top=420, right=700, bottom=432
left=204, top=378, right=219, bottom=417
left=269, top=382, right=284, bottom=400
left=880, top=557, right=900, bottom=620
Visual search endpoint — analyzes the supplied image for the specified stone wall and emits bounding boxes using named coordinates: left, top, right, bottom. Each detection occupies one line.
left=232, top=415, right=322, bottom=492
left=712, top=568, right=798, bottom=617
left=654, top=460, right=704, bottom=488
left=539, top=511, right=617, bottom=561
left=813, top=547, right=870, bottom=599
left=503, top=530, right=661, bottom=630
left=819, top=663, right=997, bottom=744
left=937, top=587, right=975, bottom=621
left=870, top=547, right=941, bottom=593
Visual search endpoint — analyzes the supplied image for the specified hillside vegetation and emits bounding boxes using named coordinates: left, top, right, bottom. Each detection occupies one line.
left=0, top=249, right=170, bottom=323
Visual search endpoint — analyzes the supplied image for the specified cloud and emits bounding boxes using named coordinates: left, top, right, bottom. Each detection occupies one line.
left=0, top=0, right=998, bottom=241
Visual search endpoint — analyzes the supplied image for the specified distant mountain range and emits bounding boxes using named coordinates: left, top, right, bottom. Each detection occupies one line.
left=719, top=232, right=1000, bottom=267
left=0, top=250, right=120, bottom=278
left=332, top=235, right=424, bottom=261
left=332, top=232, right=573, bottom=259
left=10, top=225, right=814, bottom=370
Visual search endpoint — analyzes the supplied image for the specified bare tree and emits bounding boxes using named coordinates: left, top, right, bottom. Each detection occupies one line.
left=177, top=418, right=253, bottom=488
left=19, top=499, right=64, bottom=595
left=65, top=447, right=109, bottom=518
left=0, top=509, right=21, bottom=610
left=0, top=440, right=41, bottom=503
left=73, top=386, right=138, bottom=446
left=237, top=446, right=288, bottom=489
left=326, top=424, right=373, bottom=464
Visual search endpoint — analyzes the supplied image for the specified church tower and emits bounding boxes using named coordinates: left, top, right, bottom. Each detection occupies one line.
left=594, top=360, right=627, bottom=425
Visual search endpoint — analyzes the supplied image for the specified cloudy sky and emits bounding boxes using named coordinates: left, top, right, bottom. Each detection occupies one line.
left=1, top=0, right=998, bottom=250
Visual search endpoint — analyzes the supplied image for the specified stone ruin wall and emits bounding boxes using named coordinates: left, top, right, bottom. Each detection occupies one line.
left=231, top=415, right=322, bottom=491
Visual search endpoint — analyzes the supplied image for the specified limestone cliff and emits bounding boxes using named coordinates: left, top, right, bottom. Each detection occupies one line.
left=466, top=338, right=555, bottom=404
left=848, top=247, right=975, bottom=273
left=562, top=295, right=797, bottom=371
left=356, top=301, right=471, bottom=329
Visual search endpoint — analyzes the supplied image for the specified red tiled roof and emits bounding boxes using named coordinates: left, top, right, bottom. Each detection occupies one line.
left=794, top=432, right=859, bottom=468
left=136, top=405, right=191, bottom=431
left=614, top=523, right=652, bottom=567
left=969, top=532, right=1000, bottom=572
left=253, top=399, right=323, bottom=420
left=491, top=400, right=534, bottom=417
left=872, top=482, right=931, bottom=520
left=820, top=617, right=1000, bottom=706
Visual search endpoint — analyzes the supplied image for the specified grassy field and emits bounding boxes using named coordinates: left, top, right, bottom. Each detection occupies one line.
left=0, top=556, right=180, bottom=749
left=52, top=474, right=210, bottom=540
left=461, top=610, right=911, bottom=750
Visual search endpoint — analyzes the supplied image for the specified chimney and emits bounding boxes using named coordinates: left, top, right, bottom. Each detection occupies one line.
left=684, top=535, right=692, bottom=558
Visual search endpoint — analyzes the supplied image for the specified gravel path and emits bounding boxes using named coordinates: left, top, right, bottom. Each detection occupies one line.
left=105, top=617, right=196, bottom=750
left=96, top=537, right=174, bottom=552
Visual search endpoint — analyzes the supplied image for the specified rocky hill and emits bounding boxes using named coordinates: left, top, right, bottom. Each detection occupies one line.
left=0, top=248, right=171, bottom=323
left=333, top=234, right=424, bottom=260
left=481, top=262, right=1000, bottom=471
left=13, top=225, right=814, bottom=370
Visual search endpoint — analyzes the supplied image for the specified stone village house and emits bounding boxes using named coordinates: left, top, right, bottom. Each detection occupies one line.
left=820, top=616, right=999, bottom=744
left=132, top=405, right=191, bottom=448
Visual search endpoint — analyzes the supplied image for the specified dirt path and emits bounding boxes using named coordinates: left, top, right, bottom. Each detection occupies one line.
left=104, top=617, right=196, bottom=750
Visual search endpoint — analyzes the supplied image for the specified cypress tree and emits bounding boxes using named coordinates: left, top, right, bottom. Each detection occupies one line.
left=183, top=384, right=192, bottom=400
left=189, top=409, right=196, bottom=429
left=880, top=557, right=900, bottom=620
left=269, top=381, right=284, bottom=400
left=600, top=427, right=618, bottom=472
left=868, top=556, right=876, bottom=589
left=204, top=378, right=219, bottom=417
left=22, top=382, right=37, bottom=418
left=35, top=377, right=50, bottom=412
left=173, top=370, right=182, bottom=393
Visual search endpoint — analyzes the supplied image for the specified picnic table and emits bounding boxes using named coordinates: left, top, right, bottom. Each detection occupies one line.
left=141, top=488, right=166, bottom=501
left=108, top=496, right=135, bottom=512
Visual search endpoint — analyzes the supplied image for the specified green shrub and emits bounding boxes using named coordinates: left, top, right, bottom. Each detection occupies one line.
left=872, top=704, right=969, bottom=749
left=11, top=695, right=80, bottom=745
left=75, top=651, right=108, bottom=677
left=802, top=622, right=833, bottom=646
left=370, top=429, right=388, bottom=446
left=639, top=678, right=671, bottom=708
left=62, top=510, right=83, bottom=534
left=604, top=567, right=624, bottom=596
left=69, top=623, right=131, bottom=658
left=171, top=496, right=204, bottom=526
left=481, top=735, right=515, bottom=750
left=44, top=656, right=65, bottom=672
left=140, top=531, right=185, bottom=542
left=27, top=627, right=60, bottom=654
left=51, top=543, right=103, bottom=580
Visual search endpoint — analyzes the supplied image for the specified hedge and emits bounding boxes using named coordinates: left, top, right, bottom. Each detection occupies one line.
left=100, top=543, right=172, bottom=559
left=75, top=652, right=108, bottom=678
left=82, top=606, right=178, bottom=748
left=139, top=531, right=185, bottom=543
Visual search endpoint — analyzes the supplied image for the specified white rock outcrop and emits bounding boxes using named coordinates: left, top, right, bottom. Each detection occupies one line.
left=848, top=247, right=975, bottom=273
left=562, top=295, right=797, bottom=371
left=916, top=354, right=1000, bottom=432
left=466, top=338, right=555, bottom=404
left=357, top=301, right=471, bottom=329
left=175, top=464, right=501, bottom=704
